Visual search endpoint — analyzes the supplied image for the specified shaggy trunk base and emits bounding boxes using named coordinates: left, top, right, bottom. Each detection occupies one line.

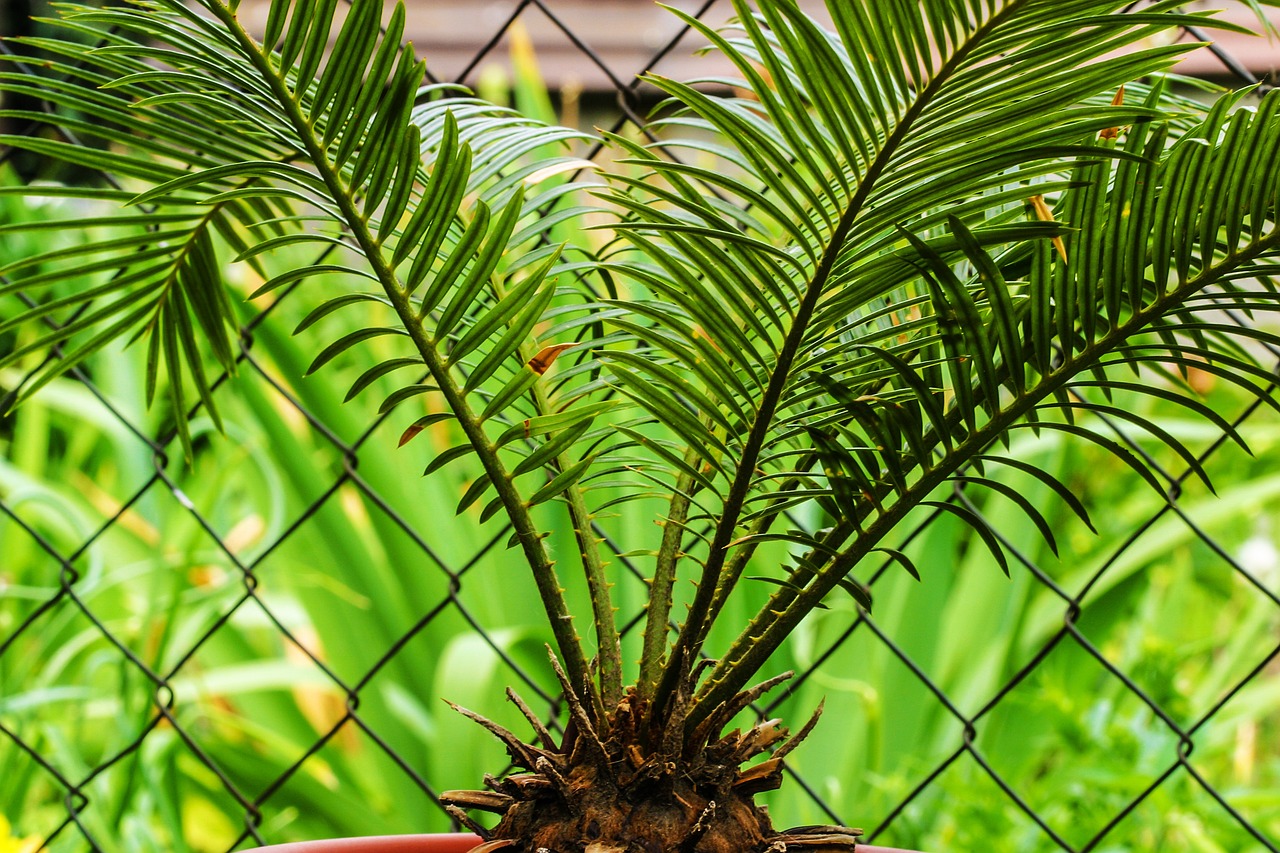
left=483, top=769, right=772, bottom=853
left=441, top=669, right=861, bottom=853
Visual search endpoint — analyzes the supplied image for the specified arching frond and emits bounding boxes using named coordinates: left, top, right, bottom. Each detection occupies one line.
left=0, top=0, right=618, bottom=699
left=4, top=0, right=1280, bottom=764
left=587, top=0, right=1280, bottom=713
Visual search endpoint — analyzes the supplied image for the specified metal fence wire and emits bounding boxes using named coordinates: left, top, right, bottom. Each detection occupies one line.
left=2, top=1, right=1279, bottom=851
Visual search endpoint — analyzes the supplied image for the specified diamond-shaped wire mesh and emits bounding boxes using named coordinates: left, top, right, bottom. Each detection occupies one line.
left=2, top=1, right=1279, bottom=851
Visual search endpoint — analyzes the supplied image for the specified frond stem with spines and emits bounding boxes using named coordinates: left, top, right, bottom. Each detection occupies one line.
left=637, top=452, right=699, bottom=699
left=651, top=0, right=1022, bottom=719
left=692, top=225, right=1280, bottom=721
left=702, top=454, right=830, bottom=628
left=202, top=0, right=595, bottom=701
left=515, top=287, right=624, bottom=711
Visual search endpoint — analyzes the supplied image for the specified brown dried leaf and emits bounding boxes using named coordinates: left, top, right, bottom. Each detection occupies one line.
left=527, top=343, right=575, bottom=375
left=506, top=686, right=558, bottom=750
left=399, top=422, right=426, bottom=447
left=443, top=803, right=491, bottom=838
left=1029, top=194, right=1069, bottom=264
left=733, top=757, right=783, bottom=794
left=445, top=699, right=544, bottom=769
left=440, top=789, right=516, bottom=814
left=1099, top=85, right=1126, bottom=139
left=772, top=699, right=824, bottom=762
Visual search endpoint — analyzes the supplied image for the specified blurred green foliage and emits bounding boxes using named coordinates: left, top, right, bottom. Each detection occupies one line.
left=3, top=29, right=1279, bottom=853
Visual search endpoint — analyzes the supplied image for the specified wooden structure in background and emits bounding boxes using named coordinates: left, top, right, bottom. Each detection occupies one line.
left=232, top=0, right=1278, bottom=94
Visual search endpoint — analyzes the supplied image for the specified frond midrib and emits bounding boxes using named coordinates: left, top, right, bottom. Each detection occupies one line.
left=655, top=0, right=1030, bottom=709
left=200, top=0, right=597, bottom=696
left=693, top=222, right=1280, bottom=718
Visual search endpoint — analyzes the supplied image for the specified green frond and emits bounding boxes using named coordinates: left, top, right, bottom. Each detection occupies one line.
left=586, top=0, right=1280, bottom=712
left=0, top=0, right=628, bottom=695
left=6, top=0, right=1280, bottom=728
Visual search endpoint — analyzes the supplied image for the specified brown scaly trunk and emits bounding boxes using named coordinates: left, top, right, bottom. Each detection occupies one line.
left=441, top=659, right=861, bottom=853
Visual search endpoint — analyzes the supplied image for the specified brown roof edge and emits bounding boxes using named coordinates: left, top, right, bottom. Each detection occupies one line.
left=235, top=0, right=1279, bottom=92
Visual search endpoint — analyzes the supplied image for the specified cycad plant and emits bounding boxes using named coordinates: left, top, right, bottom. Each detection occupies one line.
left=3, top=0, right=1280, bottom=850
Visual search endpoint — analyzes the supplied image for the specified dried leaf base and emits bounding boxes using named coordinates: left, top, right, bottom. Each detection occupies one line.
left=442, top=669, right=861, bottom=853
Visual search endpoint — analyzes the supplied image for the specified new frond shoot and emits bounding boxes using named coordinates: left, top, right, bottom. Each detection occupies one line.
left=3, top=0, right=1279, bottom=850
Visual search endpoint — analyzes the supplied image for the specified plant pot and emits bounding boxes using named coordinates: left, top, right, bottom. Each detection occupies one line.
left=249, top=835, right=481, bottom=852
left=248, top=833, right=926, bottom=852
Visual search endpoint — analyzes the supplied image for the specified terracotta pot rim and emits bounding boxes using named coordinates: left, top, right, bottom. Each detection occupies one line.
left=247, top=832, right=927, bottom=853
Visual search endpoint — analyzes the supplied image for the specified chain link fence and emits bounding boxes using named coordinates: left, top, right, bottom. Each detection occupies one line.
left=2, top=1, right=1279, bottom=851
